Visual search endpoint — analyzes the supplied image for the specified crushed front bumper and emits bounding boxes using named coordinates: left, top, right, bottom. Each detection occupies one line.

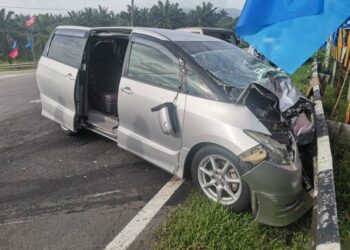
left=242, top=151, right=313, bottom=226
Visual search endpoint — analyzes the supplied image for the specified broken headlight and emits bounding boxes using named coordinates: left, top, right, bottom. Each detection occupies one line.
left=244, top=130, right=294, bottom=165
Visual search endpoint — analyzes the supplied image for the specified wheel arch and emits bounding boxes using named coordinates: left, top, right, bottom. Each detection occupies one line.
left=182, top=142, right=238, bottom=180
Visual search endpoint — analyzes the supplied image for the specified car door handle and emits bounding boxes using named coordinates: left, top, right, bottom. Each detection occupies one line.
left=66, top=73, right=75, bottom=81
left=121, top=87, right=133, bottom=95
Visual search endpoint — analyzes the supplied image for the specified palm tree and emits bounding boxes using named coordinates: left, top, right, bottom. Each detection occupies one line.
left=67, top=11, right=82, bottom=25
left=119, top=5, right=151, bottom=27
left=96, top=6, right=113, bottom=26
left=0, top=9, right=16, bottom=61
left=149, top=1, right=185, bottom=28
left=0, top=2, right=235, bottom=62
left=188, top=2, right=219, bottom=27
left=81, top=8, right=95, bottom=26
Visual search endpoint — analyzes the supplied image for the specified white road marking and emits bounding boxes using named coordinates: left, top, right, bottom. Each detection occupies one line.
left=0, top=219, right=31, bottom=226
left=104, top=177, right=184, bottom=250
left=85, top=190, right=121, bottom=198
left=0, top=75, right=16, bottom=79
left=0, top=72, right=34, bottom=79
left=30, top=99, right=41, bottom=103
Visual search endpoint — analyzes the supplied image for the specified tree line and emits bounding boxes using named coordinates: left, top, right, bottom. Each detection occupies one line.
left=0, top=1, right=238, bottom=63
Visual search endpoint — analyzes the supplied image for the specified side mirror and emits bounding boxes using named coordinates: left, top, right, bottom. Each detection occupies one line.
left=151, top=102, right=178, bottom=135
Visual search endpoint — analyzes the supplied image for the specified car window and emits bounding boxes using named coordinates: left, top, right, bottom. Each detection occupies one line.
left=185, top=69, right=215, bottom=100
left=128, top=42, right=180, bottom=90
left=47, top=34, right=86, bottom=68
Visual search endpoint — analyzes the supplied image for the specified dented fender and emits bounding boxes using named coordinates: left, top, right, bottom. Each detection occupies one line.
left=242, top=148, right=313, bottom=226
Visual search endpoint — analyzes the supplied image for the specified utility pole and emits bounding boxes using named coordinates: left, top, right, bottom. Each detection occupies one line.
left=131, top=0, right=134, bottom=27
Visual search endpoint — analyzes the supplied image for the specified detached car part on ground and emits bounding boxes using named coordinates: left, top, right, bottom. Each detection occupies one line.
left=36, top=26, right=315, bottom=227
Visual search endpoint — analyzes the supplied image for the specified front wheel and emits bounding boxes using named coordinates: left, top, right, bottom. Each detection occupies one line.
left=191, top=145, right=251, bottom=212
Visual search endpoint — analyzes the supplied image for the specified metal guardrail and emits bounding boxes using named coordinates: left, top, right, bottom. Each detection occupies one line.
left=0, top=62, right=37, bottom=70
left=310, top=62, right=341, bottom=250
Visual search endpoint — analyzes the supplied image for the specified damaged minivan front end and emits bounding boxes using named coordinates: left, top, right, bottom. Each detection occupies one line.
left=178, top=39, right=316, bottom=226
left=241, top=144, right=313, bottom=226
left=237, top=75, right=315, bottom=226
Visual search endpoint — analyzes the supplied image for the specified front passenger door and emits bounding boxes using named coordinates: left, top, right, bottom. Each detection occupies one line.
left=118, top=37, right=186, bottom=174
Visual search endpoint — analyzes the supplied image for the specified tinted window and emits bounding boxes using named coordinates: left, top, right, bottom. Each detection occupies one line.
left=47, top=35, right=86, bottom=68
left=128, top=42, right=180, bottom=90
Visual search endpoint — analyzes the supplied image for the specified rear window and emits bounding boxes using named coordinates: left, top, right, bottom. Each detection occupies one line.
left=47, top=35, right=86, bottom=68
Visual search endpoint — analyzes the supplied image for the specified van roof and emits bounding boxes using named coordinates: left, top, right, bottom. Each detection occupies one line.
left=177, top=27, right=234, bottom=33
left=55, top=26, right=220, bottom=42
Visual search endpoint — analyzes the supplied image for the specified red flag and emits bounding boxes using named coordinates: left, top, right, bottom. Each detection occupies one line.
left=26, top=16, right=36, bottom=27
left=9, top=48, right=19, bottom=59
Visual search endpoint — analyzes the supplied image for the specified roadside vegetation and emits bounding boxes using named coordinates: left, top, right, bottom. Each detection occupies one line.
left=0, top=1, right=238, bottom=63
left=155, top=193, right=312, bottom=249
left=155, top=58, right=350, bottom=249
left=323, top=83, right=349, bottom=122
left=332, top=137, right=350, bottom=249
left=290, top=61, right=312, bottom=95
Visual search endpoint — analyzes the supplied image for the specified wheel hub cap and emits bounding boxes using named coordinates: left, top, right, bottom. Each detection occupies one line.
left=197, top=155, right=242, bottom=206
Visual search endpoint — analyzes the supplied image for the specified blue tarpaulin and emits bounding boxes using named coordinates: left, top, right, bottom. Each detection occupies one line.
left=236, top=0, right=350, bottom=74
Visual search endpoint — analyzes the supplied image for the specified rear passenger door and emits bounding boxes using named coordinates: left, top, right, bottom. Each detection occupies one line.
left=118, top=36, right=186, bottom=174
left=36, top=28, right=89, bottom=131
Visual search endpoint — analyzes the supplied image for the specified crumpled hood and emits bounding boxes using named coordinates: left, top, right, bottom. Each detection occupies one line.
left=237, top=74, right=315, bottom=146
left=254, top=77, right=303, bottom=112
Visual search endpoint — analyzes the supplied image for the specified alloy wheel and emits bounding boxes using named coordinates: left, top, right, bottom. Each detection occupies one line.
left=197, top=155, right=242, bottom=205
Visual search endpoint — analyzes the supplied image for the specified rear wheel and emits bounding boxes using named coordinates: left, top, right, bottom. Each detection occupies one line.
left=191, top=145, right=251, bottom=212
left=60, top=124, right=77, bottom=136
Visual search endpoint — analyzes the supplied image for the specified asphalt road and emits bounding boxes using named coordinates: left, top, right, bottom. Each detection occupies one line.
left=0, top=71, right=190, bottom=250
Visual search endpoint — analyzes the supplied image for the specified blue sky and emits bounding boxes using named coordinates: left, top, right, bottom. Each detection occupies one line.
left=0, top=0, right=245, bottom=15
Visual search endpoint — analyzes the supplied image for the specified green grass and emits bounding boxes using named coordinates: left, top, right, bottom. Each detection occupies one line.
left=290, top=62, right=312, bottom=95
left=332, top=138, right=350, bottom=248
left=155, top=193, right=311, bottom=250
left=322, top=84, right=349, bottom=122
left=289, top=55, right=349, bottom=122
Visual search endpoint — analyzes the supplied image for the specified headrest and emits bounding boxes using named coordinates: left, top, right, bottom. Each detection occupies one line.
left=92, top=42, right=114, bottom=59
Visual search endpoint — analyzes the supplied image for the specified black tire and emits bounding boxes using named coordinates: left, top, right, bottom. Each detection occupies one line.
left=60, top=124, right=78, bottom=136
left=191, top=145, right=251, bottom=213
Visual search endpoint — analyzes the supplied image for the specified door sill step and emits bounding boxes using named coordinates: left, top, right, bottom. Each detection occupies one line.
left=84, top=124, right=118, bottom=142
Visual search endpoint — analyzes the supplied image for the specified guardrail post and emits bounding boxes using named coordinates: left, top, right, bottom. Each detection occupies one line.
left=311, top=61, right=341, bottom=250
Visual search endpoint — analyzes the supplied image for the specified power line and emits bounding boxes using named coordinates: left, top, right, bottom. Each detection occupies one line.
left=0, top=5, right=69, bottom=12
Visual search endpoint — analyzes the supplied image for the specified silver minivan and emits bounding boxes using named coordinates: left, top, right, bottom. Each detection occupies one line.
left=37, top=26, right=315, bottom=226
